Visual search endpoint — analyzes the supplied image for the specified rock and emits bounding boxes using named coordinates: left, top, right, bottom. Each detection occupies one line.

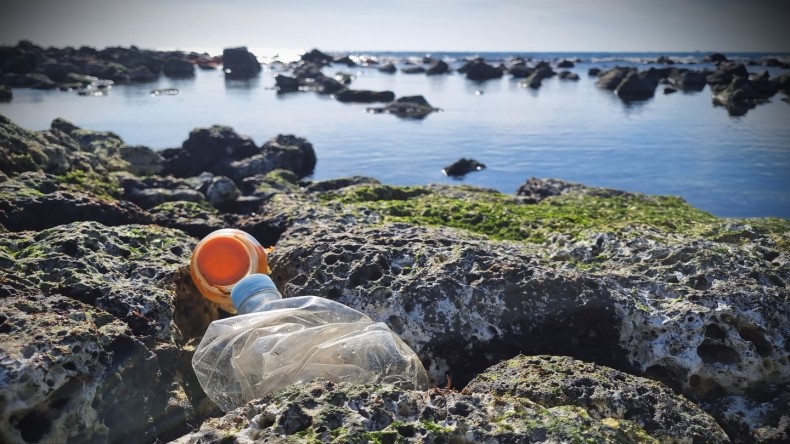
left=221, top=47, right=261, bottom=78
left=0, top=84, right=11, bottom=102
left=366, top=95, right=439, bottom=119
left=259, top=134, right=316, bottom=178
left=466, top=355, right=729, bottom=443
left=664, top=86, right=678, bottom=94
left=557, top=59, right=575, bottom=68
left=706, top=63, right=750, bottom=88
left=507, top=61, right=531, bottom=78
left=124, top=185, right=206, bottom=210
left=1, top=50, right=39, bottom=74
left=461, top=60, right=503, bottom=81
left=0, top=221, right=216, bottom=443
left=300, top=48, right=333, bottom=65
left=656, top=55, right=675, bottom=64
left=274, top=74, right=300, bottom=92
left=706, top=52, right=729, bottom=64
left=162, top=125, right=259, bottom=178
left=1, top=115, right=80, bottom=176
left=172, top=377, right=662, bottom=443
left=668, top=68, right=707, bottom=91
left=516, top=177, right=589, bottom=202
left=117, top=145, right=164, bottom=176
left=615, top=71, right=658, bottom=100
left=205, top=176, right=240, bottom=206
left=711, top=73, right=778, bottom=116
left=378, top=62, right=396, bottom=73
left=400, top=66, right=426, bottom=74
left=426, top=59, right=450, bottom=75
left=40, top=61, right=80, bottom=82
left=163, top=58, right=195, bottom=78
left=774, top=72, right=790, bottom=95
left=333, top=88, right=395, bottom=103
left=521, top=66, right=556, bottom=88
left=442, top=158, right=486, bottom=177
left=588, top=67, right=601, bottom=76
left=0, top=72, right=56, bottom=89
left=83, top=62, right=129, bottom=82
left=332, top=55, right=356, bottom=66
left=128, top=65, right=158, bottom=82
left=559, top=70, right=580, bottom=81
left=595, top=66, right=633, bottom=90
left=0, top=171, right=151, bottom=231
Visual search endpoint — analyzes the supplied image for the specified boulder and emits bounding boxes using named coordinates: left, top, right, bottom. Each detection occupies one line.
left=588, top=67, right=602, bottom=76
left=333, top=55, right=356, bottom=66
left=83, top=62, right=129, bottom=81
left=162, top=125, right=259, bottom=178
left=400, top=66, right=426, bottom=74
left=205, top=176, right=241, bottom=206
left=706, top=52, right=729, bottom=64
left=333, top=88, right=395, bottom=103
left=461, top=60, right=503, bottom=81
left=1, top=51, right=39, bottom=74
left=117, top=145, right=164, bottom=176
left=259, top=134, right=316, bottom=178
left=163, top=58, right=195, bottom=78
left=516, top=177, right=589, bottom=203
left=300, top=48, right=333, bottom=65
left=0, top=72, right=56, bottom=89
left=520, top=66, right=555, bottom=89
left=559, top=71, right=580, bottom=81
left=274, top=74, right=300, bottom=92
left=366, top=95, right=439, bottom=119
left=426, top=59, right=450, bottom=75
left=507, top=61, right=532, bottom=78
left=669, top=68, right=707, bottom=91
left=557, top=59, right=575, bottom=68
left=221, top=47, right=261, bottom=79
left=127, top=65, right=158, bottom=82
left=40, top=61, right=80, bottom=82
left=615, top=71, right=658, bottom=100
left=378, top=62, right=396, bottom=73
left=595, top=66, right=633, bottom=90
left=442, top=158, right=486, bottom=177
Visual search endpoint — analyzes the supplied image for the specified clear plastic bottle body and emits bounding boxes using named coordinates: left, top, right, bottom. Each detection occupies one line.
left=192, top=274, right=430, bottom=412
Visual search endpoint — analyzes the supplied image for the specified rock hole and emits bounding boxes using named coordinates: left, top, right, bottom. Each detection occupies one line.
left=738, top=325, right=773, bottom=356
left=388, top=315, right=405, bottom=334
left=689, top=374, right=702, bottom=387
left=257, top=411, right=276, bottom=428
left=60, top=240, right=80, bottom=257
left=642, top=365, right=682, bottom=392
left=704, top=324, right=727, bottom=340
left=323, top=254, right=339, bottom=266
left=348, top=265, right=384, bottom=287
left=14, top=410, right=52, bottom=443
left=697, top=341, right=741, bottom=364
left=326, top=288, right=341, bottom=300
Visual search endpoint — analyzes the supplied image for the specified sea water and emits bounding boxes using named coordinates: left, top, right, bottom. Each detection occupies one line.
left=1, top=51, right=789, bottom=218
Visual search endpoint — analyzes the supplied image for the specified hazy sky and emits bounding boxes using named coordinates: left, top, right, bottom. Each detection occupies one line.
left=0, top=0, right=788, bottom=53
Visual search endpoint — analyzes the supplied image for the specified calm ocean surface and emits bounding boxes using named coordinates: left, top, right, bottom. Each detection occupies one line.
left=2, top=51, right=789, bottom=218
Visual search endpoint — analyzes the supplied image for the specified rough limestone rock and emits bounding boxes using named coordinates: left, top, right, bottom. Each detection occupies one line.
left=466, top=355, right=729, bottom=443
left=174, top=355, right=728, bottom=442
left=264, top=180, right=789, bottom=440
left=333, top=88, right=396, bottom=103
left=0, top=171, right=151, bottom=231
left=0, top=221, right=220, bottom=443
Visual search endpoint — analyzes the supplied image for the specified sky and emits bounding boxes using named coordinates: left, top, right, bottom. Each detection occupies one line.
left=0, top=0, right=788, bottom=53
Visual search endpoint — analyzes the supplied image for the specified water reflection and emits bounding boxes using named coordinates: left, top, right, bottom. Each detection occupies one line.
left=224, top=77, right=261, bottom=90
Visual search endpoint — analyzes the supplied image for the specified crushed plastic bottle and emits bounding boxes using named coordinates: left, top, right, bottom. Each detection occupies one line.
left=190, top=228, right=270, bottom=313
left=192, top=274, right=430, bottom=411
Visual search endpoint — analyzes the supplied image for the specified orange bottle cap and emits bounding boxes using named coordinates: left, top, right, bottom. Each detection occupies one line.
left=190, top=229, right=270, bottom=313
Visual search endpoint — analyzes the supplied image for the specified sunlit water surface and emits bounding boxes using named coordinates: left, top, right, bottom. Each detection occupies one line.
left=2, top=51, right=789, bottom=218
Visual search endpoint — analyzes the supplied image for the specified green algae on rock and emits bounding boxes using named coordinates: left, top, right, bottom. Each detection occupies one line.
left=172, top=377, right=662, bottom=443
left=322, top=182, right=719, bottom=243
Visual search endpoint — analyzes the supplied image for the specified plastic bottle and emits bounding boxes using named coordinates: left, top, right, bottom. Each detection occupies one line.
left=190, top=228, right=270, bottom=313
left=192, top=274, right=430, bottom=411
